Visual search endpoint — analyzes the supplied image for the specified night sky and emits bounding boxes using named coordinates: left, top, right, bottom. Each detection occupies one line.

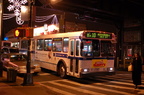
left=2, top=0, right=144, bottom=39
left=2, top=0, right=43, bottom=39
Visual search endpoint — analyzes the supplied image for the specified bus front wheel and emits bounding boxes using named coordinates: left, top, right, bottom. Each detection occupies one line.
left=58, top=63, right=67, bottom=78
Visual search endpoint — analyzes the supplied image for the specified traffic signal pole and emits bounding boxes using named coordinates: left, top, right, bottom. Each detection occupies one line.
left=22, top=0, right=34, bottom=86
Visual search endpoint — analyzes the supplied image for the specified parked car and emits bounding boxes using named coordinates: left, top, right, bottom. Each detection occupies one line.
left=1, top=47, right=19, bottom=54
left=1, top=53, right=41, bottom=74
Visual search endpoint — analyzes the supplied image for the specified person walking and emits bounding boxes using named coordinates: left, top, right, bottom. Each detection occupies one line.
left=131, top=53, right=142, bottom=89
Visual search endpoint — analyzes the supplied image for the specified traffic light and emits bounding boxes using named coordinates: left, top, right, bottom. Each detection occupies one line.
left=14, top=29, right=25, bottom=37
left=14, top=27, right=33, bottom=38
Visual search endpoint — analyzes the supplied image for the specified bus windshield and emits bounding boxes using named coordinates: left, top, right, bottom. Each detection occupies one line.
left=81, top=40, right=115, bottom=57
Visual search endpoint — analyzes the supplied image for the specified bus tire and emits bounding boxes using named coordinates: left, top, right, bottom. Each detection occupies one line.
left=58, top=63, right=67, bottom=78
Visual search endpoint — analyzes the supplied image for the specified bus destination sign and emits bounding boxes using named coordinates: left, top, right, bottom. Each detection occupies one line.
left=85, top=32, right=112, bottom=39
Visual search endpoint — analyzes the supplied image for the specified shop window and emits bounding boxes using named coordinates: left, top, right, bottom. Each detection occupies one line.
left=127, top=46, right=132, bottom=57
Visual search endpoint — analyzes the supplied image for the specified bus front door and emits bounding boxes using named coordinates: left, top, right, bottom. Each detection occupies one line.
left=69, top=39, right=80, bottom=77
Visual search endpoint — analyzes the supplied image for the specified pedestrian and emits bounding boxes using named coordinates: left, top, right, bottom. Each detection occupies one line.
left=131, top=53, right=142, bottom=89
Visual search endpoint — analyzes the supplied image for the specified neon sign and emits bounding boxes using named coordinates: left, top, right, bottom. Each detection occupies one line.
left=85, top=32, right=112, bottom=39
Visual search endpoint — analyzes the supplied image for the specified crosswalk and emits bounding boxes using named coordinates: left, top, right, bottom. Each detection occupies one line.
left=38, top=73, right=144, bottom=95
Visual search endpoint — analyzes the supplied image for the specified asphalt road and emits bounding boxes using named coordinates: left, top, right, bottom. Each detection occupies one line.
left=1, top=69, right=144, bottom=95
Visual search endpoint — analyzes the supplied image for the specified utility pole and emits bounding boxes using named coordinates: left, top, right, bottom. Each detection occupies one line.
left=22, top=0, right=34, bottom=86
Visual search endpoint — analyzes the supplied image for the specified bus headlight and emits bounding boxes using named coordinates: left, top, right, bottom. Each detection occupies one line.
left=108, top=67, right=114, bottom=72
left=84, top=69, right=88, bottom=72
left=81, top=68, right=89, bottom=73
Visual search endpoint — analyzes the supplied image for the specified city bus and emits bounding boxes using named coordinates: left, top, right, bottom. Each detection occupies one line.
left=31, top=30, right=116, bottom=78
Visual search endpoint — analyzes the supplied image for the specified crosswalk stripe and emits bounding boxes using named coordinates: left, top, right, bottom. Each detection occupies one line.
left=95, top=78, right=134, bottom=86
left=49, top=81, right=106, bottom=95
left=39, top=83, right=75, bottom=95
left=96, top=75, right=131, bottom=80
left=95, top=76, right=144, bottom=83
left=94, top=82, right=134, bottom=90
left=56, top=79, right=134, bottom=95
left=90, top=76, right=135, bottom=86
left=37, top=72, right=144, bottom=95
left=38, top=73, right=51, bottom=76
left=110, top=80, right=134, bottom=85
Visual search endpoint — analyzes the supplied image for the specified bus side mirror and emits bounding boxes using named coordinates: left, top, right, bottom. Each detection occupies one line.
left=80, top=42, right=84, bottom=49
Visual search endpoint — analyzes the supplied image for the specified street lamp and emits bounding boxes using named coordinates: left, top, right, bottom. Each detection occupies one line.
left=50, top=0, right=62, bottom=4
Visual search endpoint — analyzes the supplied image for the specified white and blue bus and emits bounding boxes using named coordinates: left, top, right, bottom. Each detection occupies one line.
left=30, top=30, right=116, bottom=78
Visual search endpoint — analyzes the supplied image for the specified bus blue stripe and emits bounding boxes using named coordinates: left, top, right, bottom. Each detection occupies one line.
left=67, top=56, right=114, bottom=60
left=35, top=60, right=57, bottom=65
left=54, top=53, right=114, bottom=60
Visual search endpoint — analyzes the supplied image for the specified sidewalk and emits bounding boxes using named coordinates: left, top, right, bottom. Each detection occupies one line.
left=0, top=71, right=56, bottom=95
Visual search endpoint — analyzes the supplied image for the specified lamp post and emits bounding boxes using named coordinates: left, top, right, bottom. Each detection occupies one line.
left=22, top=0, right=34, bottom=86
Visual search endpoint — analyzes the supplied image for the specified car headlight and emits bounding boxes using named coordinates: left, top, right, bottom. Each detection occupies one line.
left=11, top=55, right=16, bottom=58
left=33, top=64, right=40, bottom=68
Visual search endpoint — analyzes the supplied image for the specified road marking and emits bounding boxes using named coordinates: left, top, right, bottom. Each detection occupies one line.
left=39, top=83, right=75, bottom=95
left=95, top=75, right=144, bottom=83
left=94, top=77, right=134, bottom=86
left=38, top=73, right=51, bottom=76
left=94, top=82, right=134, bottom=90
left=57, top=79, right=135, bottom=95
left=49, top=81, right=106, bottom=95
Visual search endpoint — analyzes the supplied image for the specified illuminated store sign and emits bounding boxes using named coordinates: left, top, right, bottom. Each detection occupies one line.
left=34, top=24, right=59, bottom=36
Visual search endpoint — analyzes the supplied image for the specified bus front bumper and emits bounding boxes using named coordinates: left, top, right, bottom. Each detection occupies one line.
left=80, top=71, right=115, bottom=78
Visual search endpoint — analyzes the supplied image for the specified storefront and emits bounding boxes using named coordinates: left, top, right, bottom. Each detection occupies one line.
left=119, top=18, right=143, bottom=69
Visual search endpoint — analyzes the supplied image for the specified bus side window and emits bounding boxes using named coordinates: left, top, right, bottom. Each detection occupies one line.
left=76, top=40, right=80, bottom=56
left=53, top=45, right=57, bottom=51
left=44, top=39, right=52, bottom=51
left=71, top=41, right=74, bottom=55
left=63, top=38, right=69, bottom=53
left=37, top=39, right=44, bottom=50
left=52, top=38, right=62, bottom=52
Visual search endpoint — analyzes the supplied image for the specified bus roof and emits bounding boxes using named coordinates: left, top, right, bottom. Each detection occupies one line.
left=33, top=30, right=114, bottom=40
left=34, top=31, right=83, bottom=38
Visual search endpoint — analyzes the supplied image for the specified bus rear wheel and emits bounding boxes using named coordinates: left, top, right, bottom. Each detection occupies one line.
left=58, top=63, right=67, bottom=78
